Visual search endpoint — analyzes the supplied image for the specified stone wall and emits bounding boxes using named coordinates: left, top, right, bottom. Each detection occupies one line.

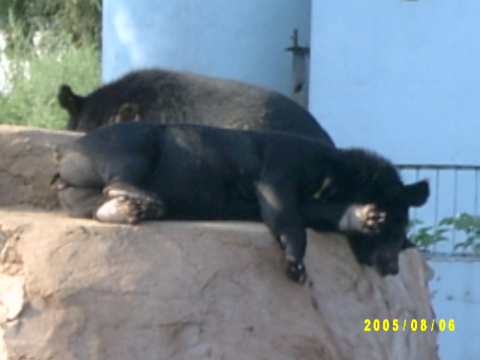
left=0, top=125, right=79, bottom=209
left=0, top=125, right=439, bottom=360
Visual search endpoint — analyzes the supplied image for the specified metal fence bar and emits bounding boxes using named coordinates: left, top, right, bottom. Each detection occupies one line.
left=453, top=168, right=458, bottom=244
left=434, top=169, right=440, bottom=252
left=475, top=169, right=479, bottom=219
left=397, top=164, right=480, bottom=256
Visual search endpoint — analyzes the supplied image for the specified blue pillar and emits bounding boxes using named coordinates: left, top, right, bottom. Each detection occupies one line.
left=102, top=0, right=310, bottom=96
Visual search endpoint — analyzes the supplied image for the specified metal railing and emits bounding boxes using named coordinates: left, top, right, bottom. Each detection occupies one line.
left=398, top=164, right=480, bottom=256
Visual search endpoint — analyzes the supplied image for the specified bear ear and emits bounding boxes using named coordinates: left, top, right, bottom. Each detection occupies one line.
left=404, top=180, right=429, bottom=207
left=58, top=84, right=84, bottom=118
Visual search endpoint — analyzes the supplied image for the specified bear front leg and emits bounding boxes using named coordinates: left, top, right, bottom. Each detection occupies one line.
left=95, top=183, right=165, bottom=224
left=255, top=181, right=307, bottom=284
left=280, top=228, right=308, bottom=284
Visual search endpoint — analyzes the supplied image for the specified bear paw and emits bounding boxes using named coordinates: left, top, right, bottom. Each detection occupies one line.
left=95, top=194, right=164, bottom=224
left=339, top=204, right=386, bottom=233
left=284, top=260, right=307, bottom=284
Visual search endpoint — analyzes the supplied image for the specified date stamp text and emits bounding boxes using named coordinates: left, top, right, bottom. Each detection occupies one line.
left=364, top=319, right=455, bottom=332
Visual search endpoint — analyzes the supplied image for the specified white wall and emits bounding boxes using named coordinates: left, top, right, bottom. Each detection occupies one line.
left=310, top=0, right=480, bottom=164
left=102, top=0, right=310, bottom=96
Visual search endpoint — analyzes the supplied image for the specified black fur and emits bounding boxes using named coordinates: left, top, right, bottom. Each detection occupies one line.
left=56, top=122, right=429, bottom=283
left=58, top=68, right=334, bottom=146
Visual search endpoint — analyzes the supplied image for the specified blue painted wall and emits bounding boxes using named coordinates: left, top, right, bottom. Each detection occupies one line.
left=102, top=2, right=479, bottom=359
left=102, top=0, right=310, bottom=96
left=310, top=2, right=480, bottom=359
left=429, top=259, right=480, bottom=360
left=310, top=0, right=480, bottom=164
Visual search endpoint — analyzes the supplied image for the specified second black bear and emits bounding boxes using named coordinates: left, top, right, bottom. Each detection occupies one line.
left=55, top=122, right=429, bottom=283
left=58, top=68, right=334, bottom=146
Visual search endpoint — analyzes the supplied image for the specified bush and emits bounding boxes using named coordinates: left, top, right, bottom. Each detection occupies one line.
left=0, top=43, right=100, bottom=129
left=409, top=213, right=480, bottom=254
left=0, top=0, right=101, bottom=47
left=0, top=0, right=101, bottom=129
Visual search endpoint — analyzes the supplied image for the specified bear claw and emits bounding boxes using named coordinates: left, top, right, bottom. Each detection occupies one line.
left=285, top=260, right=307, bottom=284
left=95, top=187, right=165, bottom=224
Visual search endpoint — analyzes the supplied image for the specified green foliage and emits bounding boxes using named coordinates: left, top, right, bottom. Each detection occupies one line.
left=0, top=0, right=101, bottom=129
left=409, top=213, right=480, bottom=254
left=0, top=0, right=101, bottom=48
left=440, top=213, right=480, bottom=254
left=408, top=219, right=449, bottom=252
left=0, top=44, right=100, bottom=129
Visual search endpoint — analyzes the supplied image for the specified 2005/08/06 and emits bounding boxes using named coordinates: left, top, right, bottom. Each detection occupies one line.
left=364, top=319, right=455, bottom=332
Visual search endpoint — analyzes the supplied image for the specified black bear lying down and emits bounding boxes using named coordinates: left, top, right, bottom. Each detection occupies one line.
left=58, top=68, right=334, bottom=145
left=56, top=122, right=429, bottom=283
